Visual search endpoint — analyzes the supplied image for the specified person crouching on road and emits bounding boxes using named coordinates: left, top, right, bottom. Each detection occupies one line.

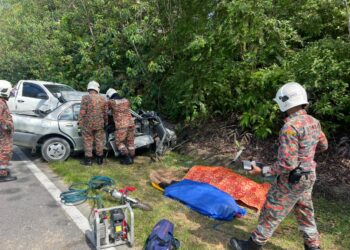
left=229, top=82, right=328, bottom=250
left=79, top=81, right=108, bottom=166
left=106, top=88, right=135, bottom=165
left=0, top=80, right=17, bottom=181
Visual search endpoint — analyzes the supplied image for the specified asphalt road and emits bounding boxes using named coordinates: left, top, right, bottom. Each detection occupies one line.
left=0, top=146, right=94, bottom=250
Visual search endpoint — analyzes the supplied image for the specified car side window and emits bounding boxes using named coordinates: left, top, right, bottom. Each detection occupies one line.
left=73, top=104, right=80, bottom=121
left=22, top=82, right=48, bottom=99
left=59, top=107, right=74, bottom=121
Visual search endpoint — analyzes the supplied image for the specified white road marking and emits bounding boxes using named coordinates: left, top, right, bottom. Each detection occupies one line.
left=15, top=147, right=96, bottom=246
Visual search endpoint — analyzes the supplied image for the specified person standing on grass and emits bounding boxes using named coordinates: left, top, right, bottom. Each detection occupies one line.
left=79, top=81, right=108, bottom=166
left=106, top=88, right=135, bottom=165
left=0, top=80, right=17, bottom=181
left=229, top=82, right=328, bottom=250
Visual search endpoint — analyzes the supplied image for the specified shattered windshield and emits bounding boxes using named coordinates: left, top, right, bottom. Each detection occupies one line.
left=44, top=84, right=75, bottom=94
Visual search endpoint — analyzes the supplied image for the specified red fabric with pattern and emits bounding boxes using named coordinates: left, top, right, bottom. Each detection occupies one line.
left=184, top=166, right=271, bottom=211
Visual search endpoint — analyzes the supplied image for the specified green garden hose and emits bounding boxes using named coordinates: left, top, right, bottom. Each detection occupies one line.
left=60, top=176, right=115, bottom=208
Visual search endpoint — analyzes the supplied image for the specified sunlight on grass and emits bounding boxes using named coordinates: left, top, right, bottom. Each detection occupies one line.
left=50, top=152, right=350, bottom=250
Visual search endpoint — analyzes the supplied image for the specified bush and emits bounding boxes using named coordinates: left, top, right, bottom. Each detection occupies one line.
left=287, top=38, right=350, bottom=133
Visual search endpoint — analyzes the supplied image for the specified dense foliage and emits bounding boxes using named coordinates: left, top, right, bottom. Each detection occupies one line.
left=0, top=0, right=349, bottom=137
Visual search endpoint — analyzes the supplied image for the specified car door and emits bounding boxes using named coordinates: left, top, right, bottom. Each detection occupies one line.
left=16, top=82, right=50, bottom=112
left=58, top=103, right=83, bottom=151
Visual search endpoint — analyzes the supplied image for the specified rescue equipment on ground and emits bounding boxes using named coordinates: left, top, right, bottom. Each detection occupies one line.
left=92, top=204, right=134, bottom=250
left=144, top=219, right=180, bottom=250
left=60, top=175, right=151, bottom=249
left=151, top=182, right=164, bottom=192
left=102, top=186, right=152, bottom=211
left=109, top=208, right=127, bottom=241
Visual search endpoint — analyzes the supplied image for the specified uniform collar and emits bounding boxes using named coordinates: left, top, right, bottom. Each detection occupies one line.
left=284, top=109, right=307, bottom=123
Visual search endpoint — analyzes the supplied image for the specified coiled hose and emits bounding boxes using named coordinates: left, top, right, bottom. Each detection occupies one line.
left=60, top=176, right=115, bottom=208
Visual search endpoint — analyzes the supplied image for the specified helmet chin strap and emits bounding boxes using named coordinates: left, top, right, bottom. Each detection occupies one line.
left=278, top=111, right=288, bottom=119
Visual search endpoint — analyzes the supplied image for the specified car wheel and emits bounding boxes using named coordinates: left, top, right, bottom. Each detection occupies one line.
left=41, top=137, right=71, bottom=162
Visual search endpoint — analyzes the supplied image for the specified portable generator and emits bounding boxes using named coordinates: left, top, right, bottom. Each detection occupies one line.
left=91, top=203, right=134, bottom=249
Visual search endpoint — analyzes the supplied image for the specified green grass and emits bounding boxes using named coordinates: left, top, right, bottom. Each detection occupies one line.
left=50, top=152, right=350, bottom=250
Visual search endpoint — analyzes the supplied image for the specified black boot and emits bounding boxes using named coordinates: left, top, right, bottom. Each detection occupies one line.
left=0, top=168, right=17, bottom=182
left=304, top=244, right=320, bottom=250
left=80, top=157, right=92, bottom=166
left=229, top=237, right=262, bottom=250
left=96, top=156, right=104, bottom=165
left=121, top=155, right=133, bottom=165
left=127, top=155, right=134, bottom=165
left=119, top=155, right=127, bottom=164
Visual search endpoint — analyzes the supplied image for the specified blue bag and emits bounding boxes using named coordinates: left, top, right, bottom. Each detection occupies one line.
left=164, top=179, right=246, bottom=221
left=145, top=219, right=180, bottom=250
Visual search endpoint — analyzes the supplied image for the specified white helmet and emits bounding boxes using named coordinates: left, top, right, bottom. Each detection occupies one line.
left=106, top=88, right=117, bottom=99
left=87, top=81, right=100, bottom=93
left=274, top=82, right=308, bottom=112
left=0, top=80, right=12, bottom=99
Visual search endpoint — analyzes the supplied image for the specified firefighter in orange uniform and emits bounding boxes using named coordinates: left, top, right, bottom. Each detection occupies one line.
left=79, top=81, right=108, bottom=166
left=106, top=88, right=135, bottom=165
left=229, top=82, right=328, bottom=250
left=0, top=80, right=17, bottom=182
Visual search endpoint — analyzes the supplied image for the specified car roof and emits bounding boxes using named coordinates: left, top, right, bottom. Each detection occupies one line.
left=22, top=80, right=67, bottom=86
left=60, top=91, right=86, bottom=101
left=45, top=100, right=80, bottom=119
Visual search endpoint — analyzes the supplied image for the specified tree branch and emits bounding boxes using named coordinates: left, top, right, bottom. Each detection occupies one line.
left=79, top=0, right=96, bottom=45
left=343, top=0, right=350, bottom=38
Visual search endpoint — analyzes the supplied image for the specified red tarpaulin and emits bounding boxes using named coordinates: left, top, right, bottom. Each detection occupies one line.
left=184, top=166, right=271, bottom=211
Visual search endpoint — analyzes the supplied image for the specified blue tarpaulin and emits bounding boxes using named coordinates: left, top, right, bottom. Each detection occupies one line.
left=164, top=179, right=246, bottom=221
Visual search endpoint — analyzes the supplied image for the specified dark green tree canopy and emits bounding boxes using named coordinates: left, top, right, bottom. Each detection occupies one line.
left=0, top=0, right=349, bottom=137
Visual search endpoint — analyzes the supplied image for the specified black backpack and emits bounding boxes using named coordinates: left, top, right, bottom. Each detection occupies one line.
left=144, top=219, right=180, bottom=250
